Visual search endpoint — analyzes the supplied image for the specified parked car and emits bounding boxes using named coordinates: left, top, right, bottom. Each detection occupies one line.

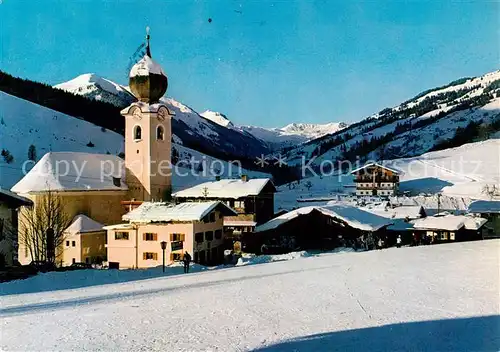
left=70, top=262, right=93, bottom=269
left=29, top=261, right=56, bottom=272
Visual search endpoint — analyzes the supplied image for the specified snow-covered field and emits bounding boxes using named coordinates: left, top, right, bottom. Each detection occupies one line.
left=1, top=240, right=498, bottom=351
left=274, top=139, right=500, bottom=212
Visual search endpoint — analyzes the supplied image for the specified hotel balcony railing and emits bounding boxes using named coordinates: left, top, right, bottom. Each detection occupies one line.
left=356, top=184, right=397, bottom=190
left=355, top=176, right=399, bottom=183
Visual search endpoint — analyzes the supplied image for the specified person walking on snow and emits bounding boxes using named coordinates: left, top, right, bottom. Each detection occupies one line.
left=396, top=235, right=402, bottom=248
left=183, top=251, right=192, bottom=273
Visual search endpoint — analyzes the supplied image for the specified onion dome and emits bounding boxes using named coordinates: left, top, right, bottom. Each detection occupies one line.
left=129, top=29, right=168, bottom=103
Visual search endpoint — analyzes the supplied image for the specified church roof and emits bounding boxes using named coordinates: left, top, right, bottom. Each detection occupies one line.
left=65, top=214, right=104, bottom=234
left=11, top=152, right=127, bottom=194
left=173, top=178, right=276, bottom=199
left=129, top=55, right=165, bottom=77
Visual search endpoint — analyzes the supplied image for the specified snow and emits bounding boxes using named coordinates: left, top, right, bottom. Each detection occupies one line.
left=65, top=215, right=104, bottom=234
left=173, top=178, right=275, bottom=199
left=468, top=200, right=500, bottom=213
left=55, top=73, right=129, bottom=98
left=350, top=162, right=401, bottom=175
left=413, top=215, right=487, bottom=231
left=239, top=122, right=348, bottom=150
left=121, top=201, right=237, bottom=222
left=361, top=205, right=424, bottom=219
left=200, top=110, right=234, bottom=128
left=129, top=55, right=166, bottom=77
left=0, top=240, right=498, bottom=351
left=0, top=92, right=124, bottom=189
left=255, top=204, right=392, bottom=233
left=10, top=152, right=127, bottom=194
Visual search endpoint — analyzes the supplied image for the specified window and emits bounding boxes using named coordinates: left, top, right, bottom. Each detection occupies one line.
left=72, top=258, right=76, bottom=264
left=219, top=212, right=223, bottom=219
left=85, top=257, right=90, bottom=264
left=205, top=231, right=214, bottom=241
left=144, top=233, right=157, bottom=241
left=170, top=233, right=184, bottom=242
left=115, top=232, right=129, bottom=240
left=143, top=252, right=158, bottom=260
left=209, top=212, right=215, bottom=222
left=156, top=125, right=164, bottom=140
left=215, top=229, right=222, bottom=240
left=134, top=125, right=142, bottom=140
left=234, top=200, right=245, bottom=209
left=66, top=240, right=70, bottom=247
left=195, top=232, right=204, bottom=243
left=72, top=241, right=76, bottom=247
left=143, top=252, right=156, bottom=260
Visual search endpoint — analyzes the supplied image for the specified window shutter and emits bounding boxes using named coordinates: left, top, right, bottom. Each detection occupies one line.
left=153, top=253, right=158, bottom=260
left=154, top=233, right=158, bottom=241
left=169, top=233, right=173, bottom=241
left=143, top=253, right=147, bottom=260
left=143, top=233, right=146, bottom=241
left=180, top=234, right=185, bottom=241
left=170, top=253, right=174, bottom=261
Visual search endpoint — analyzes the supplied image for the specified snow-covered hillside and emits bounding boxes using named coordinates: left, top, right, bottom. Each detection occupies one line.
left=0, top=91, right=124, bottom=188
left=274, top=139, right=499, bottom=212
left=200, top=110, right=234, bottom=128
left=1, top=240, right=498, bottom=351
left=282, top=70, right=500, bottom=167
left=0, top=91, right=270, bottom=191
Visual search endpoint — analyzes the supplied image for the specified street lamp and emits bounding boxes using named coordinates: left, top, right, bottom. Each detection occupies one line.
left=160, top=241, right=167, bottom=272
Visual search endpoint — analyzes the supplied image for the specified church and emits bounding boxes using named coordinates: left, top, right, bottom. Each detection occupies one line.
left=12, top=31, right=177, bottom=265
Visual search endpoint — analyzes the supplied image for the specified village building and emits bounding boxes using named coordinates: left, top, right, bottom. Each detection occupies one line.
left=0, top=189, right=32, bottom=267
left=173, top=177, right=276, bottom=242
left=61, top=215, right=107, bottom=267
left=351, top=162, right=400, bottom=197
left=468, top=200, right=500, bottom=238
left=11, top=31, right=175, bottom=266
left=412, top=214, right=487, bottom=242
left=253, top=204, right=392, bottom=253
left=105, top=201, right=236, bottom=269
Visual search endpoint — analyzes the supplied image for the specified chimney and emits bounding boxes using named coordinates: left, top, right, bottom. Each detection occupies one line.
left=215, top=175, right=221, bottom=181
left=241, top=174, right=248, bottom=182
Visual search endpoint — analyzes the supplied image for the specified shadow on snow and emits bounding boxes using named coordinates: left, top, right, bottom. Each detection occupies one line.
left=254, top=315, right=500, bottom=352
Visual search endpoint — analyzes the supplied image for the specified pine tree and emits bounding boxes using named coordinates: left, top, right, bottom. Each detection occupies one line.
left=28, top=144, right=37, bottom=161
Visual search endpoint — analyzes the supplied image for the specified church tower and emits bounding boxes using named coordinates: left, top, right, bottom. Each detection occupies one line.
left=121, top=28, right=173, bottom=201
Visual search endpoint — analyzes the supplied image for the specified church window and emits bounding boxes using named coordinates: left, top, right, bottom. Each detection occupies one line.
left=156, top=125, right=164, bottom=140
left=134, top=125, right=142, bottom=140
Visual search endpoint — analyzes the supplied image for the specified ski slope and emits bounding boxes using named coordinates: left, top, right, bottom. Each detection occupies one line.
left=1, top=240, right=498, bottom=351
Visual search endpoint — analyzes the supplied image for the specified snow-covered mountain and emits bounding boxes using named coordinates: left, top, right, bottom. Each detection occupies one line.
left=54, top=73, right=135, bottom=108
left=54, top=74, right=270, bottom=159
left=200, top=110, right=348, bottom=151
left=281, top=70, right=500, bottom=168
left=0, top=91, right=269, bottom=190
left=200, top=110, right=234, bottom=128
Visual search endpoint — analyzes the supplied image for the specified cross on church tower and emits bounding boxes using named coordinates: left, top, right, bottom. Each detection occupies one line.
left=121, top=27, right=173, bottom=202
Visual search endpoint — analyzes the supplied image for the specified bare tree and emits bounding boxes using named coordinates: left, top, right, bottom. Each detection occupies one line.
left=18, top=190, right=71, bottom=264
left=482, top=184, right=500, bottom=200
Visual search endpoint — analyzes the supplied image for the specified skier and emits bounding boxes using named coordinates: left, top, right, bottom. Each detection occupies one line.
left=377, top=238, right=383, bottom=250
left=396, top=235, right=402, bottom=248
left=183, top=251, right=192, bottom=273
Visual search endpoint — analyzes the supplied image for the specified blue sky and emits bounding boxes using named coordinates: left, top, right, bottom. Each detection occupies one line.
left=1, top=1, right=498, bottom=127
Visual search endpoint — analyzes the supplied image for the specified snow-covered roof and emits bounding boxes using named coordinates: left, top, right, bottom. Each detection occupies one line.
left=0, top=188, right=33, bottom=207
left=363, top=205, right=425, bottom=220
left=350, top=162, right=401, bottom=175
left=255, top=204, right=392, bottom=233
left=413, top=215, right=487, bottom=231
left=65, top=215, right=104, bottom=234
left=173, top=178, right=276, bottom=199
left=129, top=55, right=165, bottom=77
left=468, top=200, right=500, bottom=214
left=11, top=152, right=127, bottom=193
left=387, top=219, right=416, bottom=231
left=122, top=201, right=237, bottom=223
